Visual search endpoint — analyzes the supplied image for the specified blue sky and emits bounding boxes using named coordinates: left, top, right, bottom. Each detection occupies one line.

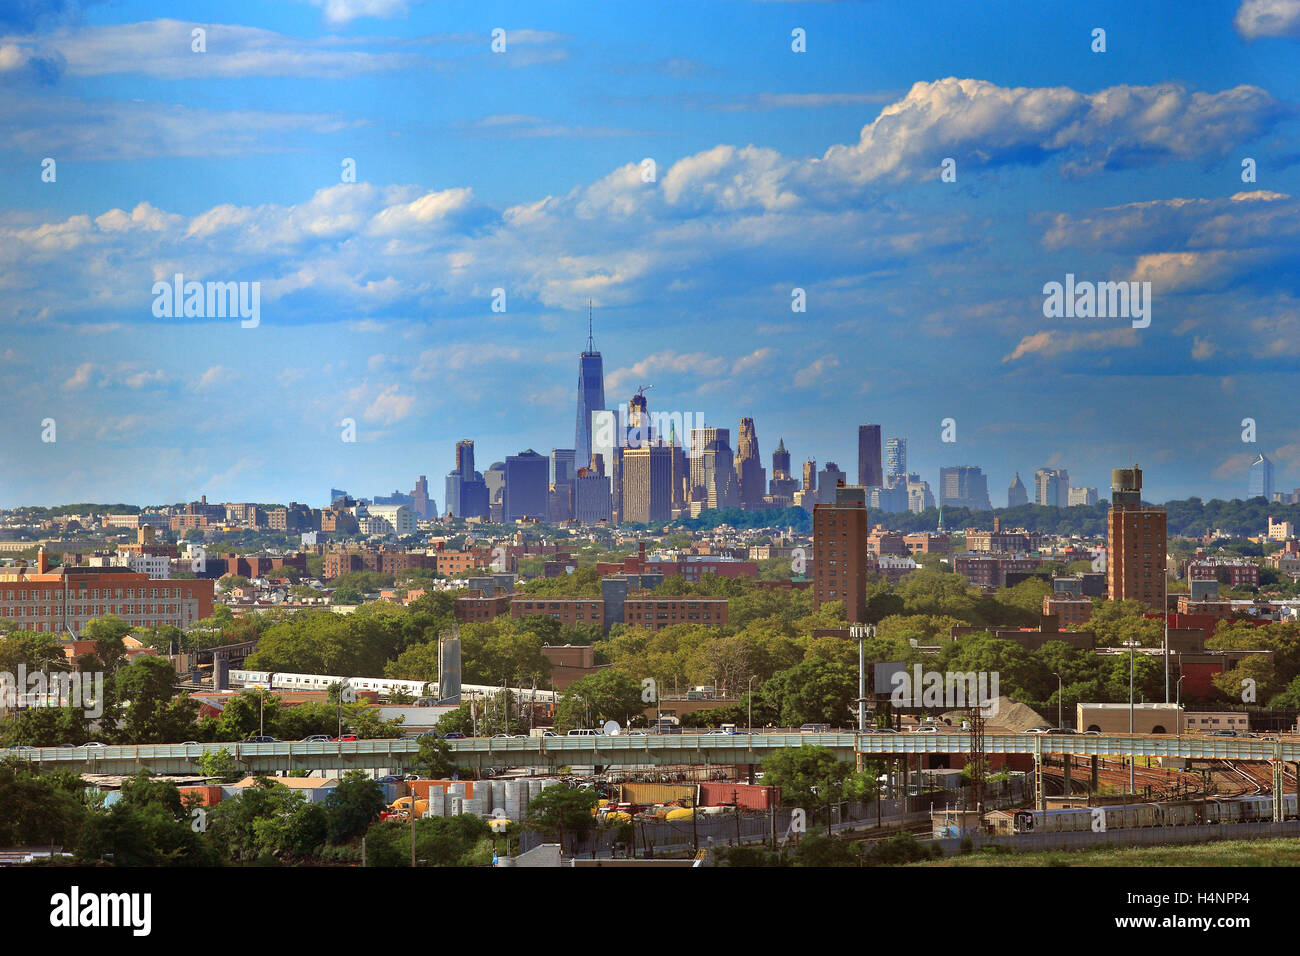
left=1, top=0, right=1299, bottom=508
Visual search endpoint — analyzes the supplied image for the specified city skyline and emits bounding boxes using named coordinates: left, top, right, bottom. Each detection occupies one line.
left=2, top=1, right=1298, bottom=507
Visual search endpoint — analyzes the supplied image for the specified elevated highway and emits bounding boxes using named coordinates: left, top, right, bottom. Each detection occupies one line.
left=6, top=732, right=1300, bottom=776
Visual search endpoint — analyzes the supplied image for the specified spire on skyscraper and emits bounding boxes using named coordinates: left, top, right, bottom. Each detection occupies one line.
left=587, top=299, right=594, bottom=354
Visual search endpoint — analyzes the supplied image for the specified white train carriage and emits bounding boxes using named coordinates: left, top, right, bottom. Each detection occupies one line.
left=228, top=670, right=557, bottom=703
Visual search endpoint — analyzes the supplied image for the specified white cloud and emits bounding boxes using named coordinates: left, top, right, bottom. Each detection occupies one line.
left=793, top=354, right=839, bottom=388
left=1002, top=328, right=1139, bottom=363
left=1235, top=0, right=1300, bottom=38
left=192, top=365, right=234, bottom=391
left=64, top=362, right=93, bottom=390
left=365, top=385, right=415, bottom=423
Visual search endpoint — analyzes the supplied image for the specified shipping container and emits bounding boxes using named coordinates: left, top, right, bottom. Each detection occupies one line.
left=697, top=782, right=779, bottom=811
left=619, top=782, right=696, bottom=806
left=178, top=785, right=224, bottom=807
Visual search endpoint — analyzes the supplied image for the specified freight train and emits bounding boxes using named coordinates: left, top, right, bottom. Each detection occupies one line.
left=227, top=670, right=556, bottom=703
left=1012, top=793, right=1299, bottom=834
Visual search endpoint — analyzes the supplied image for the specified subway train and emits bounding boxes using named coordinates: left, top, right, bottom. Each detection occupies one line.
left=227, top=670, right=557, bottom=703
left=1012, top=793, right=1300, bottom=834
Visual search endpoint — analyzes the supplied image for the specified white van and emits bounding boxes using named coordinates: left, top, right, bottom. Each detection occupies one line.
left=567, top=728, right=603, bottom=736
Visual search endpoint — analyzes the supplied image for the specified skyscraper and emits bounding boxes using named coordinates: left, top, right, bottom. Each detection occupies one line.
left=485, top=462, right=506, bottom=522
left=813, top=484, right=868, bottom=623
left=409, top=475, right=433, bottom=520
left=1007, top=473, right=1029, bottom=508
left=549, top=448, right=577, bottom=522
left=574, top=306, right=605, bottom=471
left=772, top=438, right=791, bottom=479
left=802, top=460, right=817, bottom=494
left=885, top=438, right=906, bottom=479
left=1034, top=468, right=1070, bottom=508
left=445, top=439, right=488, bottom=519
left=736, top=417, right=766, bottom=510
left=689, top=427, right=738, bottom=510
left=622, top=445, right=673, bottom=524
left=858, top=424, right=883, bottom=488
left=1249, top=454, right=1274, bottom=502
left=668, top=421, right=689, bottom=514
left=455, top=439, right=475, bottom=479
left=939, top=466, right=992, bottom=511
left=503, top=450, right=549, bottom=522
left=818, top=462, right=847, bottom=496
left=1107, top=465, right=1166, bottom=608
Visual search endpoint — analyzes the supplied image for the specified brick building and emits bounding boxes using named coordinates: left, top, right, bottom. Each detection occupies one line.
left=0, top=552, right=214, bottom=637
left=622, top=596, right=729, bottom=631
left=510, top=597, right=605, bottom=627
left=813, top=485, right=869, bottom=622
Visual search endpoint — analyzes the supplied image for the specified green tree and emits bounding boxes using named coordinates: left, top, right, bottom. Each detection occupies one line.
left=323, top=770, right=387, bottom=844
left=554, top=671, right=645, bottom=732
left=523, top=785, right=600, bottom=850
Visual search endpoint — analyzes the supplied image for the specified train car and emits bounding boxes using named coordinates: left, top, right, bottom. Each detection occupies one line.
left=1013, top=803, right=1165, bottom=834
left=228, top=669, right=559, bottom=703
left=1160, top=800, right=1206, bottom=826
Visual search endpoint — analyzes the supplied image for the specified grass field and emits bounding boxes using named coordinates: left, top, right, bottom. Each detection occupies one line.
left=911, top=838, right=1300, bottom=867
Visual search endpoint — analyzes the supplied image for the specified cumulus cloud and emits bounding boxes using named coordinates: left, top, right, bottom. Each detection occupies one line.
left=793, top=354, right=840, bottom=387
left=365, top=385, right=415, bottom=423
left=1235, top=0, right=1300, bottom=38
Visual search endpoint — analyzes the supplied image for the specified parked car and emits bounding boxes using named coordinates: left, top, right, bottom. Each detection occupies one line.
left=332, top=734, right=358, bottom=742
left=1020, top=727, right=1051, bottom=734
left=799, top=723, right=831, bottom=733
left=301, top=735, right=332, bottom=742
left=1045, top=728, right=1079, bottom=735
left=181, top=740, right=202, bottom=746
left=910, top=725, right=939, bottom=733
left=567, top=729, right=603, bottom=736
left=442, top=732, right=466, bottom=739
left=80, top=741, right=108, bottom=748
left=243, top=736, right=279, bottom=744
left=491, top=733, right=513, bottom=739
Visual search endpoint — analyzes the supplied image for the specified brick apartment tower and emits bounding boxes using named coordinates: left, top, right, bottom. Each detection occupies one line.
left=813, top=483, right=869, bottom=622
left=1107, top=465, right=1166, bottom=608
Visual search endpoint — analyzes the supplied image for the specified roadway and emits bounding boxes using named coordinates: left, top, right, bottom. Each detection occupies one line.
left=6, top=732, right=1300, bottom=775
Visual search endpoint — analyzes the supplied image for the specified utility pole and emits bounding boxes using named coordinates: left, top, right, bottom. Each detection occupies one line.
left=1127, top=640, right=1136, bottom=796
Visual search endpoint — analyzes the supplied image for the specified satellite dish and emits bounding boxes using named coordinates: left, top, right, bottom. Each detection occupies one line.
left=602, top=720, right=621, bottom=736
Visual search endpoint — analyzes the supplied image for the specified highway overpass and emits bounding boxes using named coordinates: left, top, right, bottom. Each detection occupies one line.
left=5, top=732, right=1300, bottom=776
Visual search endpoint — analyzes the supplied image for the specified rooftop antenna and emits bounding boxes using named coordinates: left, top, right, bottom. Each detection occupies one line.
left=587, top=299, right=594, bottom=353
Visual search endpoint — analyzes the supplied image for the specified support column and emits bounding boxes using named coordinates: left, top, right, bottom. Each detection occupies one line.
left=1063, top=754, right=1072, bottom=797
left=1274, top=740, right=1285, bottom=823
left=1090, top=755, right=1099, bottom=794
left=1034, top=736, right=1045, bottom=812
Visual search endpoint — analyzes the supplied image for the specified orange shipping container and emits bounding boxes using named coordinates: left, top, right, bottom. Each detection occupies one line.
left=698, top=782, right=779, bottom=811
left=178, top=785, right=223, bottom=807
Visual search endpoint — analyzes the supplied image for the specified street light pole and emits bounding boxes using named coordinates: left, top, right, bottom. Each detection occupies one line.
left=1052, top=672, right=1062, bottom=728
left=747, top=675, right=756, bottom=734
